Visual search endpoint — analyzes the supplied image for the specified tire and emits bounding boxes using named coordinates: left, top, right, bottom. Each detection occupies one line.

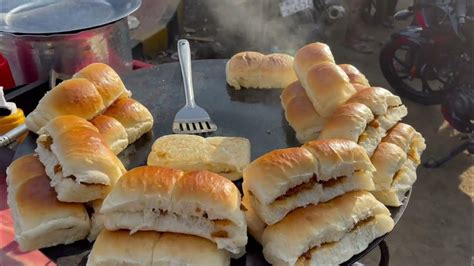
left=379, top=40, right=445, bottom=105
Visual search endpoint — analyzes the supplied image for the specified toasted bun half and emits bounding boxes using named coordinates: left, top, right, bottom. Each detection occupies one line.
left=90, top=115, right=128, bottom=155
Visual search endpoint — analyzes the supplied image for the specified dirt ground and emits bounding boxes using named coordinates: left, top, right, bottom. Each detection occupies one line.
left=145, top=0, right=473, bottom=265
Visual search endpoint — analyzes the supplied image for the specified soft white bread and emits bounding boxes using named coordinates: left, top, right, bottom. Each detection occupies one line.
left=243, top=141, right=375, bottom=225
left=25, top=78, right=105, bottom=133
left=73, top=63, right=131, bottom=106
left=87, top=200, right=105, bottom=242
left=35, top=115, right=126, bottom=202
left=281, top=82, right=325, bottom=143
left=300, top=62, right=357, bottom=117
left=294, top=42, right=335, bottom=79
left=90, top=115, right=128, bottom=155
left=153, top=233, right=231, bottom=266
left=371, top=142, right=407, bottom=191
left=383, top=123, right=426, bottom=165
left=87, top=231, right=231, bottom=266
left=87, top=230, right=158, bottom=266
left=7, top=173, right=90, bottom=251
left=339, top=64, right=370, bottom=88
left=262, top=191, right=393, bottom=266
left=226, top=52, right=297, bottom=90
left=147, top=134, right=250, bottom=181
left=101, top=166, right=247, bottom=256
left=319, top=103, right=374, bottom=143
left=103, top=97, right=154, bottom=144
left=302, top=139, right=375, bottom=181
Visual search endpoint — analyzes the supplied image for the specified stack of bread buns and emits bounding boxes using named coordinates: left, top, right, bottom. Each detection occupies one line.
left=25, top=63, right=154, bottom=154
left=6, top=154, right=91, bottom=251
left=281, top=42, right=372, bottom=143
left=242, top=139, right=394, bottom=265
left=87, top=166, right=247, bottom=265
left=147, top=134, right=251, bottom=181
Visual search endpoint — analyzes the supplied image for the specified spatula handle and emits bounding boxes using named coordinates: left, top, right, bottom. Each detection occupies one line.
left=177, top=39, right=195, bottom=107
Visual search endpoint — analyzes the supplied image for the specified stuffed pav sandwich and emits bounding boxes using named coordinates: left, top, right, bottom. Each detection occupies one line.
left=35, top=115, right=126, bottom=202
left=262, top=191, right=394, bottom=266
left=243, top=139, right=375, bottom=226
left=100, top=166, right=247, bottom=257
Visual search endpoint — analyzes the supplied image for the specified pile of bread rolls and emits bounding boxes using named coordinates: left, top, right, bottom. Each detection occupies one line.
left=6, top=63, right=156, bottom=251
left=87, top=166, right=246, bottom=265
left=242, top=139, right=395, bottom=265
left=26, top=63, right=154, bottom=155
left=281, top=42, right=426, bottom=205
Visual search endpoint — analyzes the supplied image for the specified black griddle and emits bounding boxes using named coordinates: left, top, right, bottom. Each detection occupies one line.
left=14, top=59, right=409, bottom=265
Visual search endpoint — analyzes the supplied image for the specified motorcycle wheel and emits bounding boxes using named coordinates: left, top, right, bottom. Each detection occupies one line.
left=379, top=40, right=445, bottom=105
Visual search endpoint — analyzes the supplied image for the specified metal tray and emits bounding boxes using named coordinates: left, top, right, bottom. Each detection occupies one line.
left=14, top=59, right=409, bottom=265
left=0, top=0, right=141, bottom=34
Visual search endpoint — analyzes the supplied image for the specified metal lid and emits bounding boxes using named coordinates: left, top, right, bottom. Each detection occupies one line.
left=0, top=0, right=141, bottom=34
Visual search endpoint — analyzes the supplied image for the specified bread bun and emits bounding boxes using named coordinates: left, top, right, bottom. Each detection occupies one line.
left=262, top=191, right=393, bottom=266
left=226, top=52, right=297, bottom=90
left=301, top=62, right=357, bottom=117
left=339, top=64, right=370, bottom=88
left=90, top=115, right=128, bottom=155
left=147, top=134, right=250, bottom=181
left=7, top=172, right=89, bottom=251
left=87, top=231, right=231, bottom=266
left=101, top=166, right=247, bottom=256
left=281, top=82, right=325, bottom=143
left=383, top=123, right=426, bottom=165
left=35, top=115, right=126, bottom=202
left=73, top=63, right=131, bottom=106
left=294, top=42, right=335, bottom=78
left=103, top=98, right=154, bottom=144
left=25, top=78, right=105, bottom=133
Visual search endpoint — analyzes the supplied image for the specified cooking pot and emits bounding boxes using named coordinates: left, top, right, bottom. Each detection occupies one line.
left=0, top=0, right=142, bottom=86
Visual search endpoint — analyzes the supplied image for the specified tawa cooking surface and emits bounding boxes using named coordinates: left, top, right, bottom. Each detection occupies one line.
left=15, top=59, right=409, bottom=265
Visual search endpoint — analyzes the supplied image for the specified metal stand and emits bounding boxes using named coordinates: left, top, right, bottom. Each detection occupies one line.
left=424, top=133, right=474, bottom=168
left=378, top=240, right=390, bottom=266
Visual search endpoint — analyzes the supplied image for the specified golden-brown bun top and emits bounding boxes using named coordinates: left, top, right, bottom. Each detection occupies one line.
left=319, top=103, right=374, bottom=142
left=382, top=123, right=417, bottom=149
left=43, top=78, right=105, bottom=119
left=73, top=63, right=130, bottom=106
left=281, top=81, right=308, bottom=108
left=90, top=115, right=127, bottom=146
left=41, top=115, right=126, bottom=185
left=6, top=154, right=45, bottom=190
left=228, top=52, right=294, bottom=70
left=303, top=139, right=375, bottom=180
left=294, top=42, right=335, bottom=75
left=371, top=142, right=407, bottom=173
left=120, top=166, right=182, bottom=196
left=173, top=170, right=242, bottom=214
left=339, top=64, right=370, bottom=87
left=103, top=97, right=153, bottom=129
left=347, top=87, right=403, bottom=116
left=16, top=174, right=88, bottom=231
left=243, top=147, right=318, bottom=205
left=304, top=62, right=357, bottom=117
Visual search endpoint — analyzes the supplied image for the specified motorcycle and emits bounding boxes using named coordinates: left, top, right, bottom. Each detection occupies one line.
left=379, top=0, right=473, bottom=105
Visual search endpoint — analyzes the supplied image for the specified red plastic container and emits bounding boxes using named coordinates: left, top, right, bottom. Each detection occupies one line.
left=0, top=53, right=15, bottom=89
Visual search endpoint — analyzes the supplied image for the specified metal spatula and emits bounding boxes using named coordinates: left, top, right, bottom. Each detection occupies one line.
left=172, top=39, right=217, bottom=134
